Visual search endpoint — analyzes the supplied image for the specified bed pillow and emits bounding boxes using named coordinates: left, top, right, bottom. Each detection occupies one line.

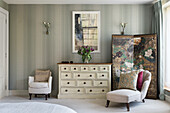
left=118, top=71, right=138, bottom=90
left=137, top=71, right=143, bottom=91
left=34, top=70, right=50, bottom=82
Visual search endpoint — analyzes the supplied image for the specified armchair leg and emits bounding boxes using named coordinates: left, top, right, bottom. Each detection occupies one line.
left=48, top=94, right=50, bottom=98
left=29, top=93, right=32, bottom=100
left=126, top=103, right=130, bottom=111
left=142, top=99, right=145, bottom=103
left=45, top=94, right=48, bottom=100
left=105, top=100, right=110, bottom=108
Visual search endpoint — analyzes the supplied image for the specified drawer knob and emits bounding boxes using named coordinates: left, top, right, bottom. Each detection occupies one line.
left=65, top=89, right=68, bottom=92
left=103, top=68, right=106, bottom=70
left=84, top=82, right=86, bottom=84
left=67, top=82, right=70, bottom=84
left=90, top=90, right=92, bottom=92
left=102, top=89, right=105, bottom=92
left=65, top=74, right=68, bottom=77
left=64, top=68, right=66, bottom=70
left=77, top=90, right=80, bottom=92
left=100, top=82, right=102, bottom=84
left=89, top=75, right=92, bottom=77
left=102, top=75, right=104, bottom=77
left=93, top=68, right=96, bottom=70
left=84, top=68, right=86, bottom=70
left=74, top=68, right=76, bottom=70
left=78, top=75, right=80, bottom=77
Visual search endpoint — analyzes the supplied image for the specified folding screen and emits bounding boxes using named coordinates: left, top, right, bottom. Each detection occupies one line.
left=112, top=34, right=157, bottom=99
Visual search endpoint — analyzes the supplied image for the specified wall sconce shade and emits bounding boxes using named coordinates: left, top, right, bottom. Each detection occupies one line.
left=43, top=22, right=50, bottom=35
left=120, top=23, right=127, bottom=35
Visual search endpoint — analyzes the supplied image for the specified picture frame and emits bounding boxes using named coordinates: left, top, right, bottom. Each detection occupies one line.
left=72, top=11, right=100, bottom=53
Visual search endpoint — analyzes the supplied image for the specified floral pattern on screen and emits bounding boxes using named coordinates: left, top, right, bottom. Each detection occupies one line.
left=112, top=38, right=134, bottom=89
left=112, top=38, right=134, bottom=73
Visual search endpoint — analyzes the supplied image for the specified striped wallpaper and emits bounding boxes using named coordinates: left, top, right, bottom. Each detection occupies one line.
left=9, top=4, right=153, bottom=91
left=0, top=0, right=8, bottom=10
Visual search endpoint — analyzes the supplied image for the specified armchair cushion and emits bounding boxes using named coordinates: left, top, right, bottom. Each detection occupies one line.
left=137, top=71, right=143, bottom=91
left=34, top=70, right=51, bottom=82
left=29, top=82, right=48, bottom=88
left=118, top=71, right=138, bottom=90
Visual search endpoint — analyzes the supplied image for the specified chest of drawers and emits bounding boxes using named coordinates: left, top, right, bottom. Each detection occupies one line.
left=58, top=63, right=112, bottom=99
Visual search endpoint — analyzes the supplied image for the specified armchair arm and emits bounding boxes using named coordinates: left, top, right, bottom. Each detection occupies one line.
left=28, top=76, right=34, bottom=86
left=141, top=81, right=151, bottom=99
left=140, top=71, right=151, bottom=100
left=48, top=76, right=52, bottom=89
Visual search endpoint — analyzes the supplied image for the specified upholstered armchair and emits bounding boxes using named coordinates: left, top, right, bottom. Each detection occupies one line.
left=106, top=70, right=152, bottom=111
left=28, top=70, right=52, bottom=100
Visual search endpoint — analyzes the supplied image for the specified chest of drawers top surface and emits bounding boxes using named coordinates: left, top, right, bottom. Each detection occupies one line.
left=57, top=63, right=112, bottom=65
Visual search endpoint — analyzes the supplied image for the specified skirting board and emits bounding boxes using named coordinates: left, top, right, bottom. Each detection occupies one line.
left=165, top=95, right=170, bottom=103
left=0, top=91, right=8, bottom=99
left=9, top=90, right=58, bottom=97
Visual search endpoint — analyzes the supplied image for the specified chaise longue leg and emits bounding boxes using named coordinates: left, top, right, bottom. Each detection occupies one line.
left=126, top=103, right=130, bottom=111
left=29, top=93, right=32, bottom=100
left=142, top=99, right=145, bottom=103
left=105, top=100, right=110, bottom=108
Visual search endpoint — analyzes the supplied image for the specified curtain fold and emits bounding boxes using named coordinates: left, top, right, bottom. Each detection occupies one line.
left=152, top=1, right=164, bottom=100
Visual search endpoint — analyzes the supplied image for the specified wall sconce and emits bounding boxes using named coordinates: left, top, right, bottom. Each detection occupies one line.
left=43, top=22, right=50, bottom=35
left=120, top=23, right=127, bottom=35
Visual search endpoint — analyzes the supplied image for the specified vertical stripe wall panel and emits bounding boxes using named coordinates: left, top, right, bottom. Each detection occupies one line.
left=0, top=0, right=8, bottom=10
left=9, top=4, right=152, bottom=90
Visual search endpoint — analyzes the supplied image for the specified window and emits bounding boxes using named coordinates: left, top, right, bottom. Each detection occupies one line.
left=164, top=5, right=170, bottom=89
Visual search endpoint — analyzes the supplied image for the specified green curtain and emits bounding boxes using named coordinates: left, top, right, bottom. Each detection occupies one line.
left=152, top=1, right=164, bottom=100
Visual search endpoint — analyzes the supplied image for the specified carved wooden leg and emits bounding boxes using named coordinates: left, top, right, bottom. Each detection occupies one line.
left=29, top=93, right=32, bottom=100
left=142, top=99, right=145, bottom=103
left=126, top=103, right=130, bottom=111
left=45, top=94, right=48, bottom=100
left=48, top=94, right=50, bottom=98
left=35, top=94, right=37, bottom=97
left=105, top=100, right=110, bottom=108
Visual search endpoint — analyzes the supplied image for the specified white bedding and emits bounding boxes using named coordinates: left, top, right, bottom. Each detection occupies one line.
left=0, top=102, right=77, bottom=113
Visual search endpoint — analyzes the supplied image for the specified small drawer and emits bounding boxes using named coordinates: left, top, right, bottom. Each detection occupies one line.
left=99, top=66, right=109, bottom=71
left=81, top=66, right=89, bottom=71
left=74, top=73, right=95, bottom=79
left=71, top=67, right=79, bottom=71
left=94, top=81, right=108, bottom=86
left=61, top=66, right=70, bottom=71
left=61, top=73, right=72, bottom=79
left=61, top=80, right=76, bottom=86
left=77, top=80, right=93, bottom=86
left=61, top=88, right=84, bottom=94
left=86, top=88, right=108, bottom=93
left=90, top=67, right=98, bottom=71
left=97, top=73, right=108, bottom=79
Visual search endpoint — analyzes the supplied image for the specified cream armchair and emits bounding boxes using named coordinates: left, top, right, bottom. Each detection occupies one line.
left=28, top=71, right=52, bottom=100
left=106, top=70, right=152, bottom=111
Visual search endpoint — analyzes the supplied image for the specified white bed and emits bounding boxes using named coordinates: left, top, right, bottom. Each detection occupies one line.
left=0, top=102, right=77, bottom=113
